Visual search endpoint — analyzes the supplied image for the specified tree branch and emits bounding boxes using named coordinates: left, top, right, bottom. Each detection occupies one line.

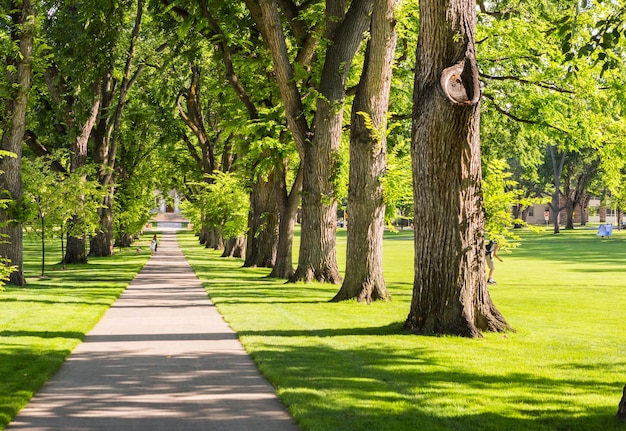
left=481, top=73, right=575, bottom=94
left=482, top=93, right=570, bottom=134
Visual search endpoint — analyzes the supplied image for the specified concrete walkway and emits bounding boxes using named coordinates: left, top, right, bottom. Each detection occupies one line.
left=9, top=230, right=300, bottom=431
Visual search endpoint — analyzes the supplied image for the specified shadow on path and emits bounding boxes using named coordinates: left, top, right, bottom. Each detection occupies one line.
left=8, top=230, right=299, bottom=431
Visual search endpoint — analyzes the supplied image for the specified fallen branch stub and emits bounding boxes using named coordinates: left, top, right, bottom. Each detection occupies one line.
left=440, top=57, right=481, bottom=106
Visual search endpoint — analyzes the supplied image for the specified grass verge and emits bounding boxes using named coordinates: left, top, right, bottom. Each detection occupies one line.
left=179, top=227, right=626, bottom=431
left=0, top=233, right=152, bottom=429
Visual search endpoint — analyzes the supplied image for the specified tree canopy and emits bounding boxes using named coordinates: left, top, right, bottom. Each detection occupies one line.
left=0, top=0, right=625, bottom=334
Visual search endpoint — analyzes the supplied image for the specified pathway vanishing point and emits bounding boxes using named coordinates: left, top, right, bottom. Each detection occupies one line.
left=8, top=230, right=300, bottom=431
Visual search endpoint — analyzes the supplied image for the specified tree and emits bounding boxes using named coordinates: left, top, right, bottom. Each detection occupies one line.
left=0, top=0, right=35, bottom=285
left=0, top=153, right=16, bottom=287
left=332, top=0, right=397, bottom=303
left=112, top=99, right=163, bottom=248
left=248, top=0, right=374, bottom=283
left=156, top=1, right=285, bottom=265
left=39, top=0, right=105, bottom=264
left=183, top=171, right=249, bottom=257
left=90, top=0, right=146, bottom=257
left=404, top=0, right=510, bottom=337
left=57, top=166, right=103, bottom=268
left=477, top=0, right=626, bottom=235
left=22, top=157, right=59, bottom=277
left=560, top=148, right=600, bottom=229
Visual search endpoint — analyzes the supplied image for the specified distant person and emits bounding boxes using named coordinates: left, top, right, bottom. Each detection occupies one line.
left=152, top=234, right=159, bottom=252
left=485, top=239, right=502, bottom=284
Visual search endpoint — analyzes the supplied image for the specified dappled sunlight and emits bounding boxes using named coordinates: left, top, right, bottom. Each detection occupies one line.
left=8, top=231, right=299, bottom=431
left=178, top=229, right=626, bottom=431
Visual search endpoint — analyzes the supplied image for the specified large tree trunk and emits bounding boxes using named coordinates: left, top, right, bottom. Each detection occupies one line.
left=65, top=235, right=87, bottom=263
left=244, top=176, right=278, bottom=268
left=332, top=0, right=397, bottom=303
left=290, top=126, right=342, bottom=283
left=404, top=0, right=509, bottom=337
left=64, top=91, right=100, bottom=264
left=564, top=197, right=575, bottom=229
left=289, top=0, right=374, bottom=284
left=90, top=0, right=144, bottom=257
left=0, top=0, right=35, bottom=286
left=90, top=191, right=114, bottom=257
left=222, top=236, right=246, bottom=258
left=269, top=165, right=302, bottom=279
left=199, top=225, right=209, bottom=245
left=549, top=145, right=566, bottom=234
left=206, top=227, right=223, bottom=250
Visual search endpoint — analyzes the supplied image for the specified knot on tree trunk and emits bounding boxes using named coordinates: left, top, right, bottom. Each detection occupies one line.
left=439, top=56, right=480, bottom=106
left=618, top=384, right=626, bottom=422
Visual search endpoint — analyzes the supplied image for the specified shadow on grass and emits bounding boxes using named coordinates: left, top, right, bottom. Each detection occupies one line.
left=252, top=342, right=624, bottom=431
left=178, top=231, right=625, bottom=431
left=0, top=348, right=71, bottom=429
left=0, top=331, right=84, bottom=340
left=0, top=235, right=153, bottom=430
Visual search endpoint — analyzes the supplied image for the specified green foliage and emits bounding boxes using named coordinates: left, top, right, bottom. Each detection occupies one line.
left=183, top=171, right=249, bottom=239
left=22, top=157, right=105, bottom=269
left=0, top=151, right=17, bottom=288
left=478, top=0, right=626, bottom=234
left=333, top=135, right=350, bottom=206
left=483, top=159, right=547, bottom=248
left=381, top=144, right=413, bottom=228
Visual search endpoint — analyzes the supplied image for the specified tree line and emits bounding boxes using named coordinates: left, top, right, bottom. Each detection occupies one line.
left=1, top=0, right=625, bottom=337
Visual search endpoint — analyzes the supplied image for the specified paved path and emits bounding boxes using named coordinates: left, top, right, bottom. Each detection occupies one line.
left=9, top=231, right=300, bottom=431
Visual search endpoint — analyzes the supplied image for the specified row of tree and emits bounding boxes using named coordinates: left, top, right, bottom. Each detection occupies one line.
left=1, top=0, right=625, bottom=336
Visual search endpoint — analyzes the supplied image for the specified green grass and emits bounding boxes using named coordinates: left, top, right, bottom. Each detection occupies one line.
left=0, top=233, right=152, bottom=429
left=179, top=227, right=626, bottom=431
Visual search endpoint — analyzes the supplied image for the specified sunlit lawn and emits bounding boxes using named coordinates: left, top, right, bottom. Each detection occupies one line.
left=179, top=226, right=626, bottom=431
left=0, top=233, right=152, bottom=429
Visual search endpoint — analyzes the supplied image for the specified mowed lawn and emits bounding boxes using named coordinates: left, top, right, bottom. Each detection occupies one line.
left=0, top=234, right=152, bottom=429
left=179, top=227, right=626, bottom=431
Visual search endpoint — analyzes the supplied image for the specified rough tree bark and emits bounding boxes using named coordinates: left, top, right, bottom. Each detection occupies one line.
left=404, top=0, right=510, bottom=337
left=222, top=236, right=246, bottom=258
left=289, top=0, right=374, bottom=284
left=0, top=0, right=35, bottom=285
left=244, top=175, right=278, bottom=268
left=91, top=0, right=144, bottom=257
left=268, top=164, right=302, bottom=279
left=65, top=92, right=101, bottom=264
left=332, top=0, right=397, bottom=302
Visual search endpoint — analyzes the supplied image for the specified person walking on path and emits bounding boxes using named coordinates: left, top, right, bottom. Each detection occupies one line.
left=486, top=239, right=503, bottom=284
left=149, top=237, right=157, bottom=254
left=9, top=230, right=300, bottom=431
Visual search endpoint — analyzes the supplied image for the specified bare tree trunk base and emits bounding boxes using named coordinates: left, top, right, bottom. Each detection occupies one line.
left=330, top=280, right=390, bottom=304
left=64, top=236, right=87, bottom=264
left=222, top=236, right=245, bottom=258
left=268, top=258, right=294, bottom=279
left=288, top=266, right=342, bottom=284
left=617, top=385, right=626, bottom=422
left=475, top=307, right=513, bottom=333
left=404, top=314, right=483, bottom=338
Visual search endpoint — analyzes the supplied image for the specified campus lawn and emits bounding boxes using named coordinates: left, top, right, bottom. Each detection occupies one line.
left=179, top=227, right=626, bottom=431
left=0, top=233, right=152, bottom=429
